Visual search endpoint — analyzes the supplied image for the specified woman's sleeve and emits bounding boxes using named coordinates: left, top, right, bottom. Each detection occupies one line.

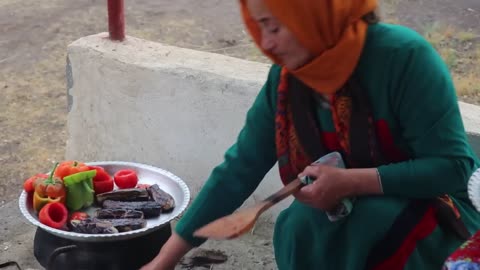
left=174, top=65, right=281, bottom=246
left=377, top=37, right=477, bottom=198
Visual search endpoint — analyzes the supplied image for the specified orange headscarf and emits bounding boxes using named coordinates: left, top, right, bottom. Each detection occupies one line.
left=240, top=0, right=378, bottom=94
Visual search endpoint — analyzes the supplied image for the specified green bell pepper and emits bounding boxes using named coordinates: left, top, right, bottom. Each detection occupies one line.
left=63, top=170, right=96, bottom=211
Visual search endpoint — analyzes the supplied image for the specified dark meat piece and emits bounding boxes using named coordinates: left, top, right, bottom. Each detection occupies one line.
left=147, top=184, right=175, bottom=212
left=95, top=208, right=144, bottom=219
left=102, top=218, right=147, bottom=232
left=69, top=218, right=118, bottom=234
left=96, top=188, right=150, bottom=205
left=102, top=200, right=162, bottom=218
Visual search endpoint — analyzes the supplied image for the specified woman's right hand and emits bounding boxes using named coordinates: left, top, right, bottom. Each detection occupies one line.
left=140, top=232, right=193, bottom=270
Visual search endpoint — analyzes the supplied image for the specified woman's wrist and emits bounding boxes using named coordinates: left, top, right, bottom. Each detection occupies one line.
left=341, top=168, right=384, bottom=197
left=150, top=232, right=193, bottom=269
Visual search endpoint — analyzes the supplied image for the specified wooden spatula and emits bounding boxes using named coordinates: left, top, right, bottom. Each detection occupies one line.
left=193, top=178, right=304, bottom=240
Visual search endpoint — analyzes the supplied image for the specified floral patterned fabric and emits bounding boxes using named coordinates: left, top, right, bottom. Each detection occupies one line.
left=444, top=230, right=480, bottom=270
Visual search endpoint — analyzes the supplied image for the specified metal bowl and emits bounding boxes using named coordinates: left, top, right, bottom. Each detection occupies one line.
left=468, top=168, right=480, bottom=212
left=19, top=161, right=190, bottom=242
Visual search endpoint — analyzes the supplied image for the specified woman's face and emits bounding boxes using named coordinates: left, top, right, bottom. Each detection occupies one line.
left=246, top=0, right=315, bottom=70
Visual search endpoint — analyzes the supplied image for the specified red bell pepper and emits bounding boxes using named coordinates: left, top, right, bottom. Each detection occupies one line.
left=33, top=163, right=66, bottom=212
left=54, top=160, right=90, bottom=180
left=89, top=166, right=114, bottom=194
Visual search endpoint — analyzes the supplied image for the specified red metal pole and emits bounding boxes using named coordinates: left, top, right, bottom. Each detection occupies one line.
left=107, top=0, right=125, bottom=41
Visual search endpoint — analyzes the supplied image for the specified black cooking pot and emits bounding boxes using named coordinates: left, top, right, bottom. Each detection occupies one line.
left=34, top=224, right=171, bottom=270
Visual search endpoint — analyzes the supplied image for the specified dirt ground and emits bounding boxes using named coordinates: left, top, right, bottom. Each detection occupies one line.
left=0, top=0, right=479, bottom=268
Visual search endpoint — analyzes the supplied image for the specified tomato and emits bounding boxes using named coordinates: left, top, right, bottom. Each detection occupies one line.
left=23, top=173, right=48, bottom=193
left=54, top=161, right=90, bottom=180
left=136, top=183, right=151, bottom=189
left=69, top=211, right=89, bottom=222
left=89, top=166, right=114, bottom=194
left=24, top=178, right=34, bottom=193
left=114, top=169, right=138, bottom=189
left=39, top=202, right=68, bottom=230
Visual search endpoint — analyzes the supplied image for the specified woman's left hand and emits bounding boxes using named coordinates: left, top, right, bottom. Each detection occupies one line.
left=295, top=164, right=352, bottom=211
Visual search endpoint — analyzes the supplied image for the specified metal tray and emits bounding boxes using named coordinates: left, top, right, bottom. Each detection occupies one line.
left=19, top=161, right=190, bottom=242
left=468, top=168, right=480, bottom=212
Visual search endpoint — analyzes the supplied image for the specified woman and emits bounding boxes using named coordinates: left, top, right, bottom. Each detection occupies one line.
left=142, top=0, right=480, bottom=269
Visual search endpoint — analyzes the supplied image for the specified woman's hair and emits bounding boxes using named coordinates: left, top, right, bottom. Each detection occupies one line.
left=362, top=10, right=380, bottom=24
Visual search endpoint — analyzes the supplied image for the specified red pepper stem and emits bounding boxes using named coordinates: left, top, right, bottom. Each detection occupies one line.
left=45, top=162, right=60, bottom=184
left=73, top=161, right=78, bottom=167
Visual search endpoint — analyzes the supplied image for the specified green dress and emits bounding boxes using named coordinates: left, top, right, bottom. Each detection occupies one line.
left=175, top=23, right=480, bottom=269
